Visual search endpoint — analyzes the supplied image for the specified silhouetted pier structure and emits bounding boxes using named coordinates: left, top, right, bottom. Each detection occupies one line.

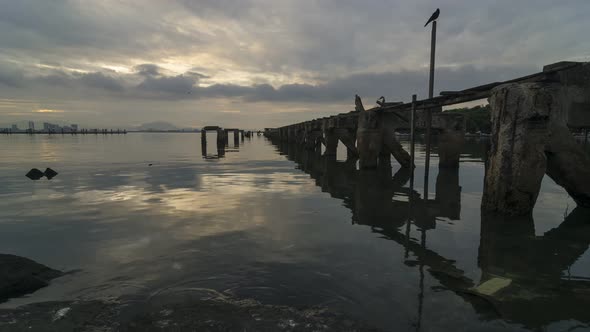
left=265, top=61, right=590, bottom=216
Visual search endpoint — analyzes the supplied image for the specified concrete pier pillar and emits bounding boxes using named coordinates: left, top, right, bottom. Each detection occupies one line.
left=482, top=83, right=551, bottom=215
left=324, top=129, right=339, bottom=156
left=217, top=128, right=227, bottom=150
left=233, top=129, right=240, bottom=146
left=201, top=130, right=207, bottom=156
left=357, top=110, right=382, bottom=169
left=304, top=131, right=322, bottom=151
left=438, top=129, right=465, bottom=168
left=287, top=126, right=294, bottom=143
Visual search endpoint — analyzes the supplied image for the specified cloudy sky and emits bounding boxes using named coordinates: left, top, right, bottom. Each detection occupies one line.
left=0, top=0, right=588, bottom=129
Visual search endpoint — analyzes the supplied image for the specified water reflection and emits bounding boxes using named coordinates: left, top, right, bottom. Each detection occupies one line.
left=271, top=139, right=590, bottom=329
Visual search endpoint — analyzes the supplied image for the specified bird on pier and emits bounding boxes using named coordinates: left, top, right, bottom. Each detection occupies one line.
left=376, top=96, right=385, bottom=106
left=424, top=8, right=440, bottom=27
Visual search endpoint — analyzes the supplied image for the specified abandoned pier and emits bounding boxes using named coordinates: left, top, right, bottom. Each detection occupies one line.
left=264, top=61, right=590, bottom=216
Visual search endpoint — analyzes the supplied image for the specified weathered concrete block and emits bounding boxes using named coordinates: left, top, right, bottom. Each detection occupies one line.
left=482, top=83, right=551, bottom=215
left=484, top=77, right=590, bottom=215
left=552, top=62, right=590, bottom=128
left=545, top=125, right=590, bottom=207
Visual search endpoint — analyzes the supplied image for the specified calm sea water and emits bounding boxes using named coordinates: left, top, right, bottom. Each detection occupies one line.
left=0, top=133, right=589, bottom=331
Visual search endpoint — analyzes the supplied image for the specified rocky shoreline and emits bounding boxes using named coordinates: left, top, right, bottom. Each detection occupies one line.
left=0, top=295, right=379, bottom=331
left=0, top=254, right=378, bottom=331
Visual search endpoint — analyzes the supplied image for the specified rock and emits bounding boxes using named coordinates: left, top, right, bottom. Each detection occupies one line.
left=44, top=168, right=58, bottom=180
left=0, top=254, right=63, bottom=303
left=25, top=169, right=44, bottom=180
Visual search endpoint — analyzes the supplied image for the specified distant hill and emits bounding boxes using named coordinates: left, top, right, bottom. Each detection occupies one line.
left=135, top=121, right=179, bottom=131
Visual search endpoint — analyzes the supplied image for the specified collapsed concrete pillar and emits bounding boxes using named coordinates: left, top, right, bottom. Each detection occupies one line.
left=335, top=128, right=358, bottom=160
left=483, top=69, right=590, bottom=215
left=357, top=110, right=382, bottom=169
left=382, top=125, right=413, bottom=168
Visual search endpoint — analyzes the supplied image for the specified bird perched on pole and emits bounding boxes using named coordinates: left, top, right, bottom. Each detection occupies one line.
left=424, top=8, right=440, bottom=27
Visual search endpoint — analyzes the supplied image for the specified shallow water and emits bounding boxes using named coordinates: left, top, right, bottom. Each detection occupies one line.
left=0, top=133, right=589, bottom=331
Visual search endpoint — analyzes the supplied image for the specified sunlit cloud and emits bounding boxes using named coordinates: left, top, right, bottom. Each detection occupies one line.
left=35, top=109, right=65, bottom=113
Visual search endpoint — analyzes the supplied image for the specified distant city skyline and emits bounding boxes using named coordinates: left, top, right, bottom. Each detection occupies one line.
left=1, top=120, right=199, bottom=131
left=1, top=1, right=589, bottom=128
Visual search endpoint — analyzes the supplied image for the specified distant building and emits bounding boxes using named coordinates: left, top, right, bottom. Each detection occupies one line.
left=71, top=124, right=78, bottom=131
left=28, top=121, right=35, bottom=131
left=43, top=122, right=60, bottom=131
left=11, top=124, right=18, bottom=131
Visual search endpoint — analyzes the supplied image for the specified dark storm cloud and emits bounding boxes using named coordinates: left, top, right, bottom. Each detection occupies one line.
left=34, top=69, right=126, bottom=92
left=137, top=75, right=198, bottom=95
left=0, top=61, right=539, bottom=102
left=135, top=64, right=162, bottom=77
left=197, top=63, right=535, bottom=103
left=78, top=72, right=126, bottom=92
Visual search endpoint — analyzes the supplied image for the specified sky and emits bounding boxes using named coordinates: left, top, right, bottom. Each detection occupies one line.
left=0, top=0, right=589, bottom=129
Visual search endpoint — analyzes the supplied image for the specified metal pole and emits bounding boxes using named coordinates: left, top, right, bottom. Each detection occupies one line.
left=405, top=94, right=418, bottom=260
left=424, top=20, right=436, bottom=201
left=410, top=94, right=417, bottom=170
left=428, top=21, right=436, bottom=99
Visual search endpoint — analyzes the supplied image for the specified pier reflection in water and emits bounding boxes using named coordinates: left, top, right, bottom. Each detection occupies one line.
left=272, top=138, right=590, bottom=329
